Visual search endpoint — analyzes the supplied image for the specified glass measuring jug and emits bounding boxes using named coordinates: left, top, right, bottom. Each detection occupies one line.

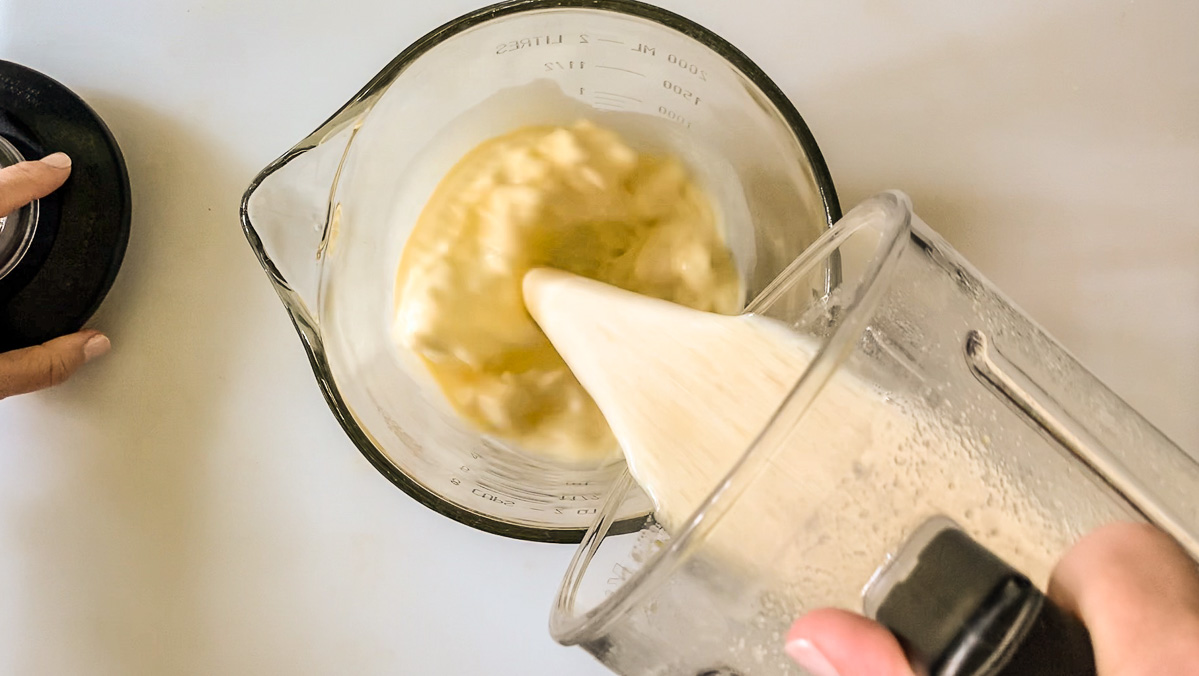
left=550, top=192, right=1199, bottom=674
left=240, top=0, right=839, bottom=542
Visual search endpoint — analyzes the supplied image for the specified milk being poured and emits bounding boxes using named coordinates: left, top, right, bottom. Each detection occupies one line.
left=523, top=268, right=1063, bottom=587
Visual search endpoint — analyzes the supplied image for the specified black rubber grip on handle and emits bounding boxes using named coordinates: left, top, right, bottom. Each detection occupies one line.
left=874, top=527, right=1096, bottom=676
left=991, top=582, right=1096, bottom=676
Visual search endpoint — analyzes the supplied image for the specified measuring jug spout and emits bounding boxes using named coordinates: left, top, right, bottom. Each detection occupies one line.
left=241, top=105, right=367, bottom=327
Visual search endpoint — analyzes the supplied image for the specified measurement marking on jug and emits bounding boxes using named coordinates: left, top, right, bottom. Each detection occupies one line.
left=593, top=95, right=632, bottom=107
left=657, top=105, right=693, bottom=128
left=472, top=488, right=515, bottom=506
left=663, top=79, right=701, bottom=106
left=595, top=64, right=646, bottom=77
left=545, top=60, right=585, bottom=71
left=597, top=37, right=624, bottom=44
left=667, top=53, right=708, bottom=81
left=594, top=91, right=641, bottom=102
left=495, top=34, right=565, bottom=54
left=607, top=563, right=634, bottom=587
left=631, top=43, right=656, bottom=56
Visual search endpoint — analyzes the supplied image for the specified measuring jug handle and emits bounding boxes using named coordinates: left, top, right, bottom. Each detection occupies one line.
left=868, top=520, right=1096, bottom=676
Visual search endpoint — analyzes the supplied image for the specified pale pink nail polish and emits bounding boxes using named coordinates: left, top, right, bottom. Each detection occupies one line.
left=40, top=152, right=71, bottom=169
left=785, top=638, right=840, bottom=676
left=83, top=334, right=111, bottom=362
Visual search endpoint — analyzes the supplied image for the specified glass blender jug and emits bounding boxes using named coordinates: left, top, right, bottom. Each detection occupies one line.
left=549, top=192, right=1199, bottom=675
left=240, top=0, right=839, bottom=542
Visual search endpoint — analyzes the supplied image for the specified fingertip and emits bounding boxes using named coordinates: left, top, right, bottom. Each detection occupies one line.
left=39, top=152, right=72, bottom=170
left=0, top=155, right=71, bottom=211
left=787, top=609, right=914, bottom=676
left=0, top=330, right=98, bottom=397
left=82, top=332, right=111, bottom=362
left=1050, top=522, right=1199, bottom=615
left=784, top=636, right=841, bottom=676
left=1049, top=522, right=1199, bottom=674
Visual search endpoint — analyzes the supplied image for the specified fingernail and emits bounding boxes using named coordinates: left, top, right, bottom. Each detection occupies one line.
left=785, top=638, right=840, bottom=676
left=83, top=334, right=111, bottom=362
left=40, top=152, right=72, bottom=169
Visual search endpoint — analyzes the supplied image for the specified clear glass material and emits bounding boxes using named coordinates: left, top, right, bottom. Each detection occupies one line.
left=551, top=191, right=1199, bottom=675
left=240, top=0, right=839, bottom=542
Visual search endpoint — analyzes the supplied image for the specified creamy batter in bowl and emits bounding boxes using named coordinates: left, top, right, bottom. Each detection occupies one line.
left=241, top=0, right=839, bottom=542
left=393, top=121, right=742, bottom=464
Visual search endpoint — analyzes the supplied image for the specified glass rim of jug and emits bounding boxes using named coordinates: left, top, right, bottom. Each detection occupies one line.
left=550, top=191, right=915, bottom=643
left=239, top=0, right=841, bottom=543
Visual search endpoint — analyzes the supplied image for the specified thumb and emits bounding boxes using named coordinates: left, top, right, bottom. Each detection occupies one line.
left=0, top=330, right=111, bottom=399
left=0, top=153, right=72, bottom=215
left=786, top=608, right=915, bottom=676
left=1047, top=522, right=1199, bottom=675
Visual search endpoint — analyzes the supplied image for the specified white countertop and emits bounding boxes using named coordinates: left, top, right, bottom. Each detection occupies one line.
left=1, top=1, right=1196, bottom=673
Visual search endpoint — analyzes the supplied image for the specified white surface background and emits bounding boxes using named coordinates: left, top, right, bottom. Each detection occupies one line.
left=1, top=1, right=1196, bottom=674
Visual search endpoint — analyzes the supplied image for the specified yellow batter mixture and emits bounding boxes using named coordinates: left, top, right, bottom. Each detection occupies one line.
left=393, top=120, right=740, bottom=463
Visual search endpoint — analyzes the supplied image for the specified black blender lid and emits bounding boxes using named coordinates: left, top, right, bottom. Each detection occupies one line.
left=0, top=59, right=131, bottom=352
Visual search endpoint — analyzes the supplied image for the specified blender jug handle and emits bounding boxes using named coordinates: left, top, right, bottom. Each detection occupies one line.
left=866, top=518, right=1096, bottom=676
left=963, top=330, right=1199, bottom=557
